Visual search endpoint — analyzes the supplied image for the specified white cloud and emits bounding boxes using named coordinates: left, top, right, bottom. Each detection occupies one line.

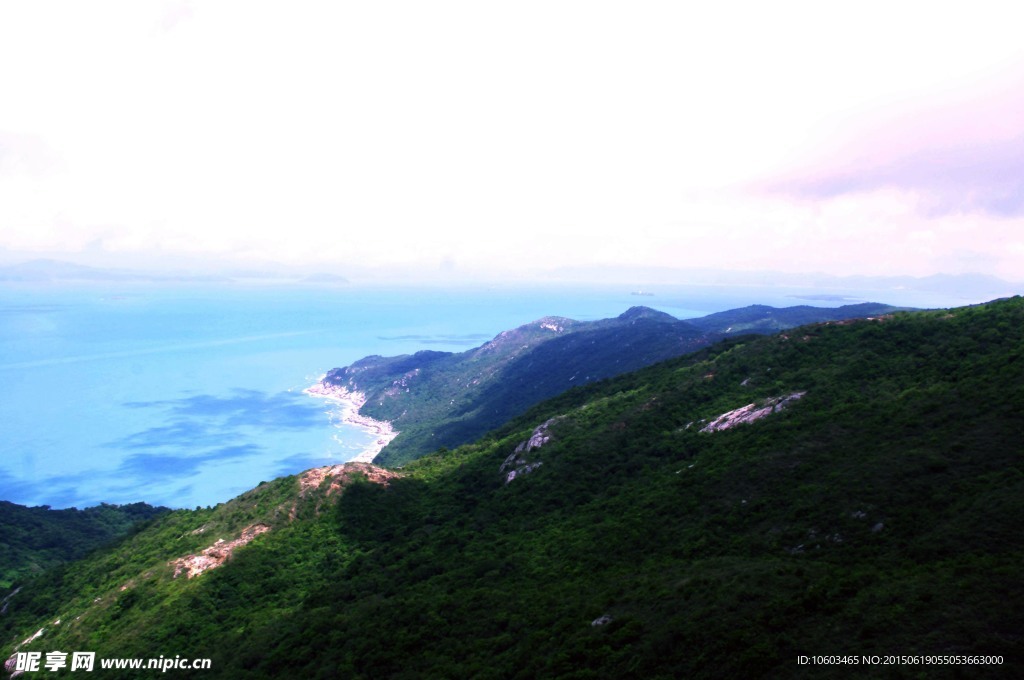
left=1, top=1, right=1023, bottom=281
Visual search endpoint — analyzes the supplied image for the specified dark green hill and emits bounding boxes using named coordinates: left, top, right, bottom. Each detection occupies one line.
left=684, top=301, right=903, bottom=334
left=0, top=502, right=168, bottom=590
left=329, top=302, right=904, bottom=465
left=2, top=298, right=1021, bottom=678
left=365, top=309, right=717, bottom=465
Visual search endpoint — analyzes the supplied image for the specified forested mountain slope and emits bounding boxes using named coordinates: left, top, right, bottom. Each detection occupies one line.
left=683, top=301, right=901, bottom=334
left=2, top=298, right=1020, bottom=678
left=328, top=302, right=904, bottom=465
left=0, top=502, right=168, bottom=590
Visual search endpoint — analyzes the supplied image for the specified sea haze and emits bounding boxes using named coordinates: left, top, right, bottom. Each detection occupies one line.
left=0, top=282, right=966, bottom=509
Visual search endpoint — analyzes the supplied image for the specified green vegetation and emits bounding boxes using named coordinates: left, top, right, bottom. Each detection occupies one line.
left=333, top=303, right=905, bottom=465
left=2, top=298, right=1021, bottom=678
left=0, top=502, right=168, bottom=591
left=683, top=302, right=905, bottom=334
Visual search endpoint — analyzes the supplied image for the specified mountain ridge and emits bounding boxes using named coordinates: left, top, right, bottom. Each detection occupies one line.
left=0, top=502, right=169, bottom=591
left=325, top=301, right=905, bottom=465
left=2, top=297, right=1021, bottom=677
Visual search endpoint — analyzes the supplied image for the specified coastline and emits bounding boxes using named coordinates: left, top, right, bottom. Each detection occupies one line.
left=304, top=379, right=398, bottom=464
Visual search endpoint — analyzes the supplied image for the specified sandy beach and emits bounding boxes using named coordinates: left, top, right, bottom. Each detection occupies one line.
left=304, top=379, right=399, bottom=463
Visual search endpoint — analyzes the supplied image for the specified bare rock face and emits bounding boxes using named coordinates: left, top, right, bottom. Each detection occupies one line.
left=700, top=392, right=806, bottom=433
left=170, top=524, right=271, bottom=579
left=172, top=463, right=400, bottom=579
left=5, top=654, right=21, bottom=678
left=290, top=462, right=400, bottom=521
left=502, top=418, right=561, bottom=484
left=298, top=463, right=398, bottom=498
left=514, top=417, right=559, bottom=453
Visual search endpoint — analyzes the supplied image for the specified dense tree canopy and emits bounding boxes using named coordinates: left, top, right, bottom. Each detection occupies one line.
left=2, top=299, right=1021, bottom=678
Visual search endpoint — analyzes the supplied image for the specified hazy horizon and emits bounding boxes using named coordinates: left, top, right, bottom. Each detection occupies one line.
left=2, top=2, right=1023, bottom=282
left=1, top=253, right=1022, bottom=296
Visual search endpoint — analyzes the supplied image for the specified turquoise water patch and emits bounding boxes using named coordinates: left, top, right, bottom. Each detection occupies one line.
left=0, top=281, right=960, bottom=509
left=2, top=283, right=702, bottom=508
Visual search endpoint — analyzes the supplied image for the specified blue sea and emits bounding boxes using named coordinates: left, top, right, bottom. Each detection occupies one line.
left=0, top=282, right=975, bottom=509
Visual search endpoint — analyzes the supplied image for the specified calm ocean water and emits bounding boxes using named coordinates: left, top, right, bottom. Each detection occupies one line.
left=0, top=282, right=972, bottom=509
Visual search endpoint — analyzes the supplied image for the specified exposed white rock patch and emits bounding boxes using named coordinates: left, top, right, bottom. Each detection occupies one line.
left=700, top=392, right=806, bottom=433
left=21, top=627, right=44, bottom=646
left=290, top=462, right=399, bottom=518
left=514, top=417, right=559, bottom=453
left=298, top=463, right=397, bottom=498
left=502, top=418, right=560, bottom=483
left=170, top=523, right=271, bottom=579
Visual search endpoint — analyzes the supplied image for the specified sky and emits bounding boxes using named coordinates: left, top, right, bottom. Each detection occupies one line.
left=1, top=1, right=1023, bottom=282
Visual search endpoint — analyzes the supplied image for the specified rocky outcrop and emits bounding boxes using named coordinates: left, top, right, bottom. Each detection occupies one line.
left=170, top=523, right=271, bottom=579
left=538, top=319, right=568, bottom=333
left=700, top=392, right=806, bottom=433
left=514, top=417, right=559, bottom=453
left=288, top=463, right=399, bottom=520
left=5, top=462, right=403, bottom=674
left=298, top=463, right=398, bottom=498
left=501, top=418, right=560, bottom=483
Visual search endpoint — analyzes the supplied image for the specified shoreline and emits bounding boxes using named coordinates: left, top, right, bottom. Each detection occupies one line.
left=304, top=379, right=398, bottom=464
